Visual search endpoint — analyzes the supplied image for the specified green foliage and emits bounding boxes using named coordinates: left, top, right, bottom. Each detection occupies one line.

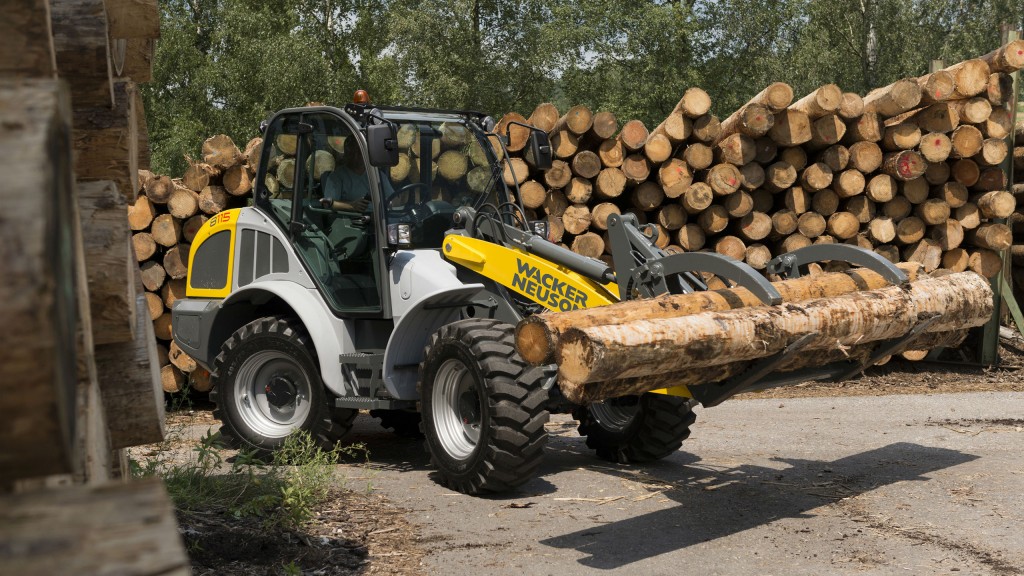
left=145, top=0, right=1024, bottom=174
left=133, top=425, right=366, bottom=529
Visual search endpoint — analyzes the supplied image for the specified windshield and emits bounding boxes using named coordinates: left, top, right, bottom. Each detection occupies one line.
left=380, top=118, right=510, bottom=249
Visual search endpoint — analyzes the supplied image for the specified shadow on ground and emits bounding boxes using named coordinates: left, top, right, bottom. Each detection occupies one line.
left=538, top=441, right=977, bottom=569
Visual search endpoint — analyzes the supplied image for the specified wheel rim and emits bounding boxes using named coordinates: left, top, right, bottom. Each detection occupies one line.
left=234, top=350, right=313, bottom=438
left=589, top=399, right=639, bottom=433
left=432, top=358, right=482, bottom=460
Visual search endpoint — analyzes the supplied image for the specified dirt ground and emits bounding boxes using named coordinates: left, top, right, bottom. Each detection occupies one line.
left=155, top=346, right=1024, bottom=576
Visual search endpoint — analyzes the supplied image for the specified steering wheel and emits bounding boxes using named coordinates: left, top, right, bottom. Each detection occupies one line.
left=385, top=182, right=431, bottom=211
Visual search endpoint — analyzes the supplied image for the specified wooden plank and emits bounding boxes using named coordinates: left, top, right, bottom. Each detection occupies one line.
left=73, top=80, right=139, bottom=202
left=77, top=181, right=137, bottom=345
left=104, top=0, right=161, bottom=39
left=0, top=0, right=57, bottom=77
left=50, top=0, right=114, bottom=107
left=134, top=87, right=150, bottom=170
left=0, top=79, right=78, bottom=484
left=0, top=478, right=190, bottom=575
left=94, top=291, right=165, bottom=449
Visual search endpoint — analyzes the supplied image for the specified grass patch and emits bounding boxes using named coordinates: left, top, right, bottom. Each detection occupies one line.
left=132, top=419, right=368, bottom=529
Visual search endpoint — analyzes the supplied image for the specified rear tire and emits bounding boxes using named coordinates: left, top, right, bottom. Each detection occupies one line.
left=575, top=394, right=696, bottom=463
left=419, top=319, right=549, bottom=494
left=210, top=316, right=351, bottom=453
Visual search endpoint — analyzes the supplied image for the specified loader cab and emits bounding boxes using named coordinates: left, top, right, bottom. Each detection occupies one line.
left=253, top=104, right=513, bottom=318
left=255, top=109, right=385, bottom=316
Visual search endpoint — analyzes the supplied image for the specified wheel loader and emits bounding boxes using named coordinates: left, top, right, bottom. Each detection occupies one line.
left=172, top=95, right=993, bottom=495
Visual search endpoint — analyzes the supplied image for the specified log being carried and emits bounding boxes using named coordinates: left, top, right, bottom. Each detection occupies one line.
left=515, top=228, right=993, bottom=405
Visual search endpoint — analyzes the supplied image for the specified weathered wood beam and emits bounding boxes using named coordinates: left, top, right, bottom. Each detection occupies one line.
left=0, top=0, right=57, bottom=77
left=73, top=80, right=139, bottom=201
left=104, top=0, right=161, bottom=39
left=0, top=79, right=79, bottom=484
left=0, top=479, right=191, bottom=575
left=50, top=0, right=114, bottom=107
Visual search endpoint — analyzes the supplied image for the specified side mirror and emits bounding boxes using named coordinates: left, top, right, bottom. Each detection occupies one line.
left=367, top=123, right=399, bottom=167
left=528, top=130, right=553, bottom=170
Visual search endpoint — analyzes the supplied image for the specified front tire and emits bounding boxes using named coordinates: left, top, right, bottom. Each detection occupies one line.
left=419, top=319, right=549, bottom=494
left=575, top=394, right=696, bottom=463
left=210, top=316, right=350, bottom=452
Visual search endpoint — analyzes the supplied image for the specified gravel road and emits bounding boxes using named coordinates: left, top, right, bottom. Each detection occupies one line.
left=341, top=390, right=1024, bottom=576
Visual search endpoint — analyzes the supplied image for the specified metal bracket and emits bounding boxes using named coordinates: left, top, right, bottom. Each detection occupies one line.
left=688, top=334, right=816, bottom=408
left=633, top=252, right=783, bottom=305
left=767, top=244, right=909, bottom=285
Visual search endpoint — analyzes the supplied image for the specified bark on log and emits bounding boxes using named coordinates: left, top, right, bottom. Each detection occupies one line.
left=909, top=103, right=959, bottom=133
left=550, top=272, right=990, bottom=396
left=94, top=293, right=165, bottom=448
left=981, top=40, right=1024, bottom=73
left=517, top=267, right=921, bottom=365
left=967, top=223, right=1012, bottom=251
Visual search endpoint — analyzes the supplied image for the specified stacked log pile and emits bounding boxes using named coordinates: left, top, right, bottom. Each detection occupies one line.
left=494, top=42, right=1023, bottom=285
left=129, top=134, right=262, bottom=393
